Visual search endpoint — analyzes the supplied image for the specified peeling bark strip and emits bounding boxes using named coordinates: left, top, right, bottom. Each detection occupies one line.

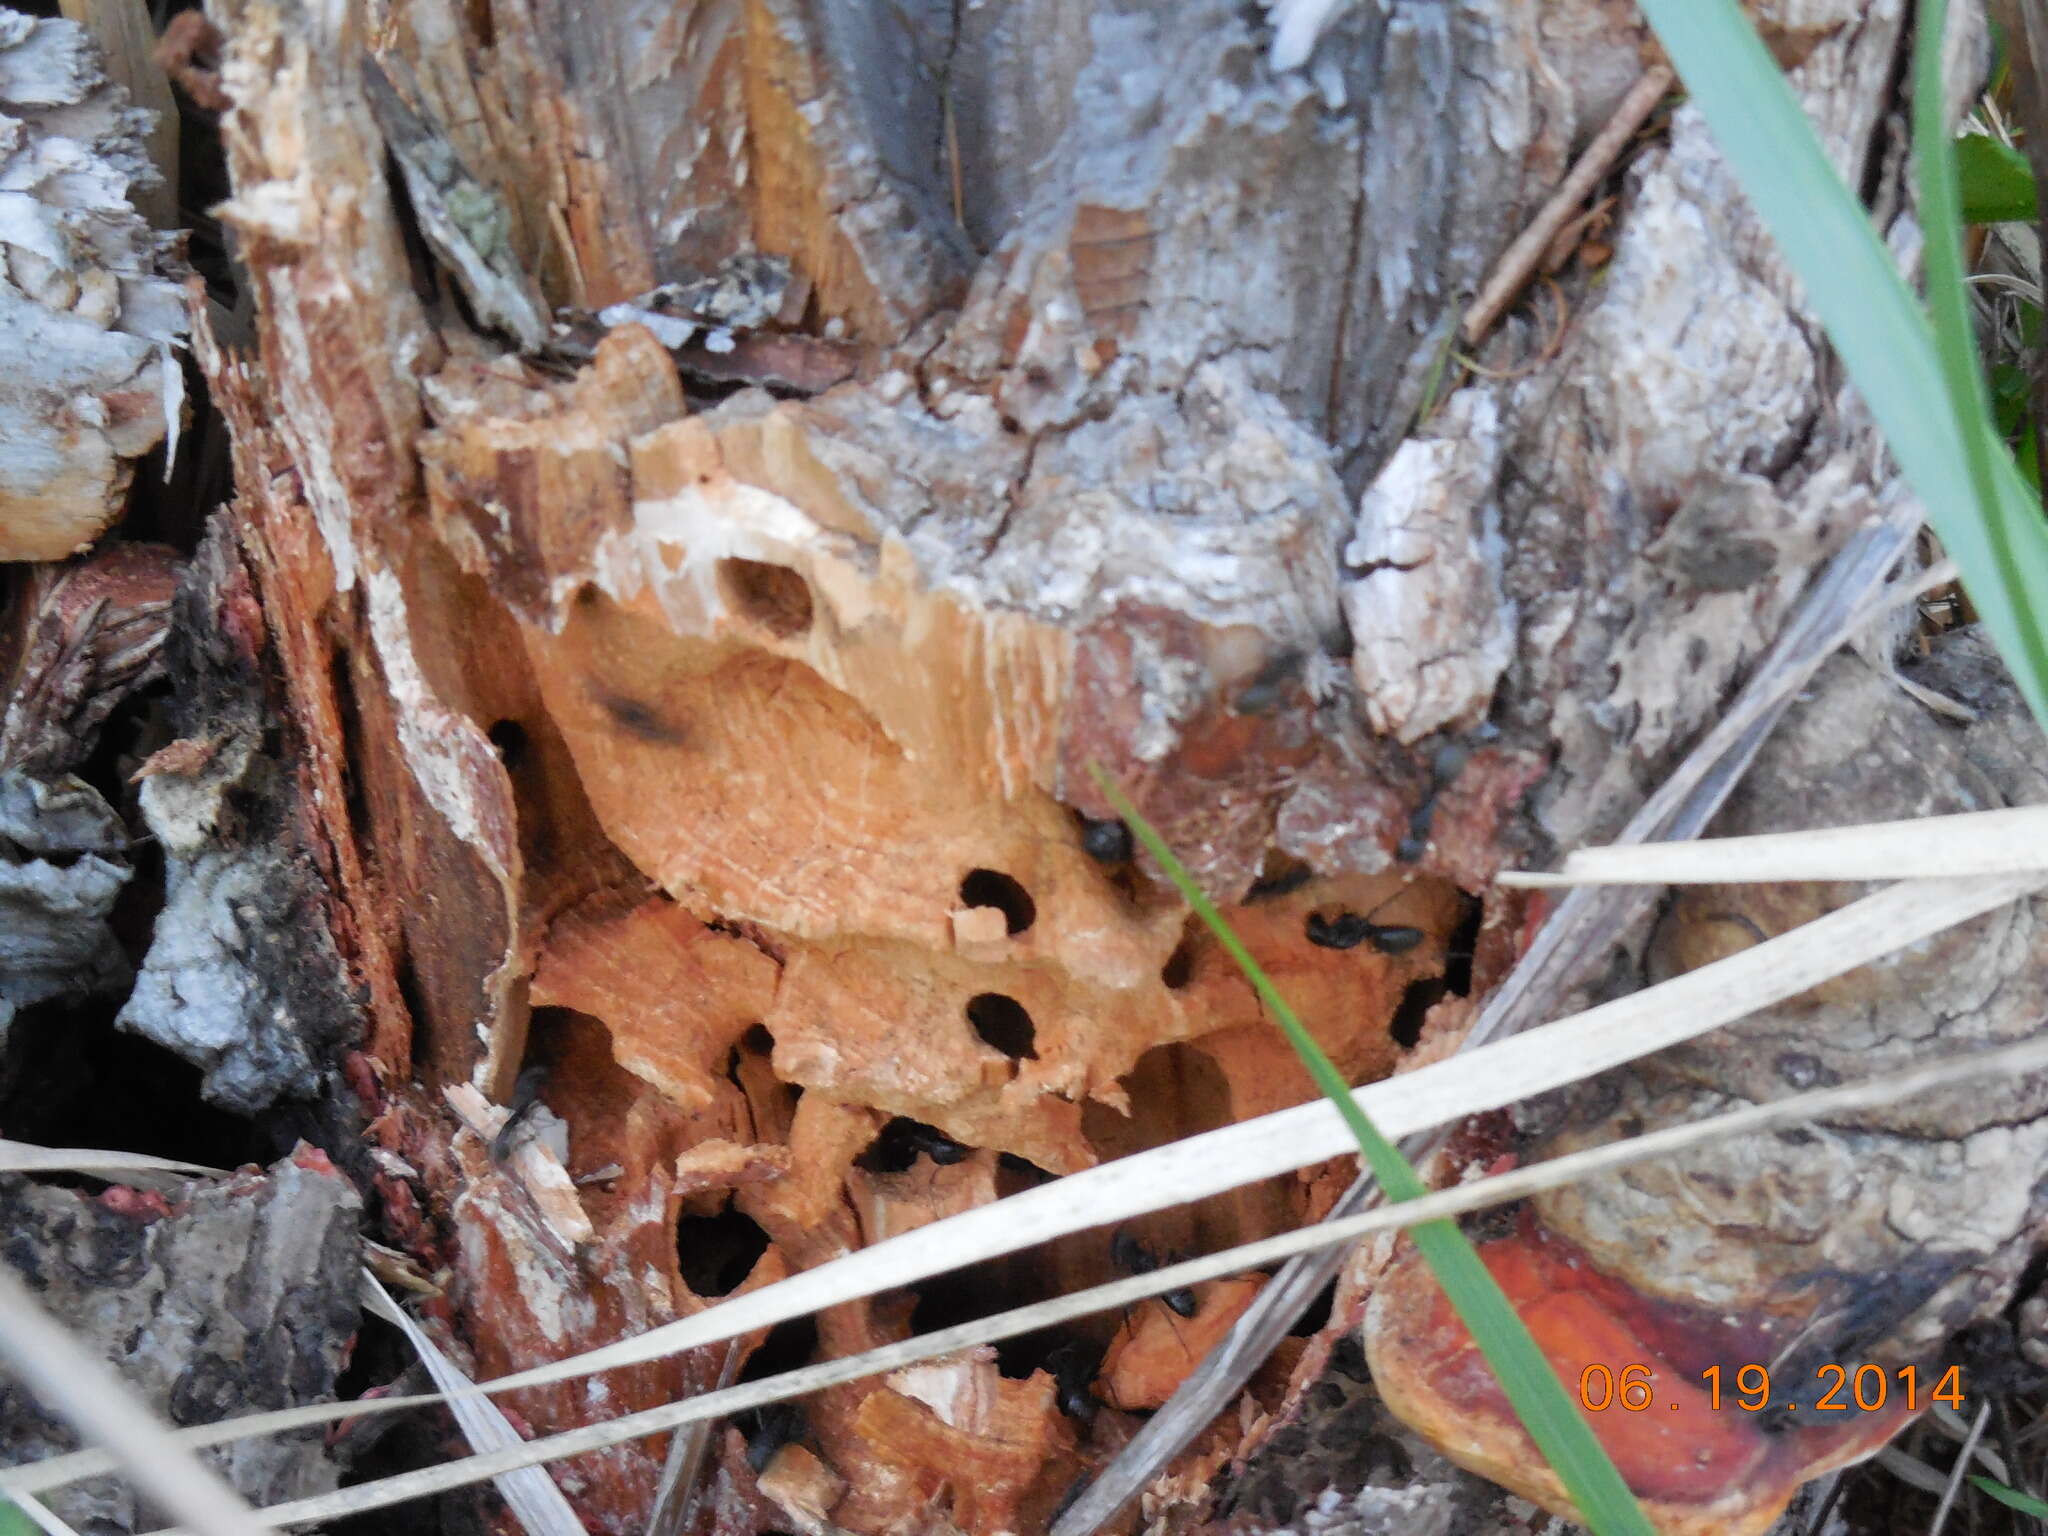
left=170, top=0, right=2047, bottom=1530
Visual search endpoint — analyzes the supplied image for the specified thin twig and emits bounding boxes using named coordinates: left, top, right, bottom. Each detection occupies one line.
left=646, top=1340, right=741, bottom=1536
left=1502, top=802, right=2048, bottom=887
left=1462, top=65, right=1675, bottom=344
left=1803, top=1470, right=1847, bottom=1536
left=362, top=1276, right=586, bottom=1535
left=1930, top=1402, right=1993, bottom=1535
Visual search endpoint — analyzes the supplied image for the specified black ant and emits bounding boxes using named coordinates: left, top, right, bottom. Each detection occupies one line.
left=1110, top=1229, right=1198, bottom=1319
left=1305, top=889, right=1426, bottom=956
left=490, top=1060, right=551, bottom=1162
left=855, top=1116, right=972, bottom=1173
left=1079, top=816, right=1133, bottom=864
left=739, top=1400, right=805, bottom=1474
left=1044, top=1337, right=1103, bottom=1429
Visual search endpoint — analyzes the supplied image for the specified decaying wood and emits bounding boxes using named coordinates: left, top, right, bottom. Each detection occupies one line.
left=0, top=0, right=2025, bottom=1530
left=0, top=13, right=184, bottom=561
left=0, top=1149, right=361, bottom=1534
left=0, top=542, right=175, bottom=1059
left=114, top=524, right=360, bottom=1115
left=56, top=0, right=179, bottom=234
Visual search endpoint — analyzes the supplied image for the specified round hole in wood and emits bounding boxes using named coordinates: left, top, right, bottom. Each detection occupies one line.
left=717, top=557, right=815, bottom=639
left=959, top=868, right=1035, bottom=934
left=675, top=1203, right=770, bottom=1297
left=966, top=992, right=1037, bottom=1059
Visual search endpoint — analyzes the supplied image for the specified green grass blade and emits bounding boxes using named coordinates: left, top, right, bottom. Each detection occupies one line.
left=1908, top=0, right=2048, bottom=719
left=1956, top=132, right=2038, bottom=222
left=1634, top=0, right=2048, bottom=734
left=1971, top=1475, right=2048, bottom=1516
left=1915, top=0, right=2005, bottom=559
left=1087, top=767, right=1656, bottom=1536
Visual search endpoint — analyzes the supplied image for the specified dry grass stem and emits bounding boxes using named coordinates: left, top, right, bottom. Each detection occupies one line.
left=36, top=1026, right=2041, bottom=1530
left=0, top=1266, right=271, bottom=1536
left=361, top=1278, right=588, bottom=1535
left=1501, top=804, right=2048, bottom=887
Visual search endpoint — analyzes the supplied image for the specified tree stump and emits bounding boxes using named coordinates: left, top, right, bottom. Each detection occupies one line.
left=5, top=1, right=2043, bottom=1533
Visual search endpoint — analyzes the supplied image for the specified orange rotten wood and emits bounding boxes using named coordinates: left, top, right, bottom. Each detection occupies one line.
left=1367, top=1217, right=1913, bottom=1533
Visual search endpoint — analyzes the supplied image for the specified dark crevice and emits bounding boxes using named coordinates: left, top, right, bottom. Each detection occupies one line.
left=733, top=1318, right=818, bottom=1474
left=996, top=1152, right=1057, bottom=1194
left=0, top=999, right=254, bottom=1171
left=1288, top=1278, right=1338, bottom=1337
left=485, top=718, right=528, bottom=769
left=1443, top=890, right=1483, bottom=997
left=741, top=1315, right=818, bottom=1384
left=1859, top=16, right=1914, bottom=213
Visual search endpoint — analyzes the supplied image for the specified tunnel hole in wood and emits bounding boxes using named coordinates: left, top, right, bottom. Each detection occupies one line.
left=1160, top=930, right=1197, bottom=989
left=485, top=718, right=527, bottom=769
left=717, top=557, right=815, bottom=639
left=996, top=1151, right=1058, bottom=1194
left=958, top=867, right=1035, bottom=934
left=966, top=992, right=1036, bottom=1059
left=1082, top=1042, right=1233, bottom=1164
left=742, top=1315, right=819, bottom=1379
left=739, top=1401, right=808, bottom=1475
left=910, top=1255, right=1066, bottom=1369
left=1387, top=977, right=1445, bottom=1049
left=676, top=1203, right=772, bottom=1297
left=996, top=1323, right=1104, bottom=1391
